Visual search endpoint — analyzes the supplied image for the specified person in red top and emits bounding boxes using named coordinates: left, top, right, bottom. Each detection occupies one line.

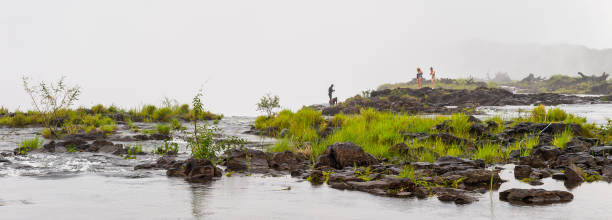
left=430, top=67, right=436, bottom=89
left=416, top=68, right=423, bottom=89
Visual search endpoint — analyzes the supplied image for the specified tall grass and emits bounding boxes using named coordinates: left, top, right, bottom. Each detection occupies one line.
left=17, top=137, right=42, bottom=154
left=474, top=142, right=505, bottom=164
left=553, top=129, right=573, bottom=149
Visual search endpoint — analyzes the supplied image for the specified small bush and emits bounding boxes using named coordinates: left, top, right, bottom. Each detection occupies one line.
left=531, top=104, right=547, bottom=122
left=42, top=128, right=52, bottom=138
left=153, top=107, right=173, bottom=122
left=153, top=140, right=178, bottom=155
left=91, top=104, right=106, bottom=114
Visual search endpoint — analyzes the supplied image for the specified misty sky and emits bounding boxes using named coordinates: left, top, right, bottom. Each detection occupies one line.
left=1, top=0, right=611, bottom=116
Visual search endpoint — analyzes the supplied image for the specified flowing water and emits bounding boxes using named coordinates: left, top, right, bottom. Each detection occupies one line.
left=1, top=110, right=612, bottom=219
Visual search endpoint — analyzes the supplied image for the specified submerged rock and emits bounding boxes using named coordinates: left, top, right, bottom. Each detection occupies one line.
left=499, top=188, right=573, bottom=205
left=514, top=165, right=532, bottom=180
left=270, top=151, right=300, bottom=171
left=315, top=142, right=378, bottom=169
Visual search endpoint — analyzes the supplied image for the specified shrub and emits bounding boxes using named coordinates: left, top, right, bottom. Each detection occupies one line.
left=22, top=76, right=80, bottom=138
left=11, top=112, right=27, bottom=127
left=530, top=104, right=547, bottom=122
left=153, top=107, right=173, bottom=122
left=170, top=118, right=184, bottom=130
left=188, top=91, right=245, bottom=162
left=142, top=105, right=157, bottom=117
left=91, top=104, right=106, bottom=114
left=42, top=128, right=52, bottom=138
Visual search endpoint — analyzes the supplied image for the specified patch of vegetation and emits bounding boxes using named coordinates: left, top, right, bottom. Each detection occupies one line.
left=552, top=129, right=573, bottom=149
left=520, top=178, right=533, bottom=183
left=474, top=142, right=504, bottom=164
left=153, top=140, right=178, bottom=155
left=397, top=165, right=415, bottom=180
left=355, top=166, right=374, bottom=181
left=255, top=108, right=327, bottom=143
left=506, top=72, right=611, bottom=95
left=582, top=171, right=601, bottom=182
left=187, top=91, right=246, bottom=162
left=16, top=137, right=42, bottom=155
left=156, top=123, right=171, bottom=136
left=66, top=144, right=78, bottom=153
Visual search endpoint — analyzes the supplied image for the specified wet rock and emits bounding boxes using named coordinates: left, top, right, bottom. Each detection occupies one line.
left=226, top=148, right=270, bottom=172
left=589, top=146, right=612, bottom=157
left=134, top=163, right=157, bottom=170
left=564, top=164, right=585, bottom=188
left=99, top=144, right=124, bottom=155
left=270, top=151, right=299, bottom=171
left=553, top=152, right=597, bottom=168
left=514, top=165, right=532, bottom=179
left=552, top=172, right=566, bottom=180
left=519, top=156, right=547, bottom=168
left=315, top=142, right=378, bottom=169
left=441, top=168, right=502, bottom=188
left=0, top=157, right=11, bottom=164
left=467, top=115, right=482, bottom=123
left=504, top=122, right=583, bottom=137
left=530, top=145, right=562, bottom=162
left=469, top=123, right=487, bottom=136
left=414, top=187, right=429, bottom=199
left=499, top=188, right=573, bottom=205
left=436, top=189, right=478, bottom=205
left=184, top=158, right=223, bottom=182
left=486, top=120, right=499, bottom=130
left=43, top=141, right=56, bottom=152
left=306, top=170, right=326, bottom=185
left=602, top=165, right=612, bottom=177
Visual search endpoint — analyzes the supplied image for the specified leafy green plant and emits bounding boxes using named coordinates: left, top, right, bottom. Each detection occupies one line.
left=398, top=165, right=415, bottom=180
left=66, top=144, right=78, bottom=153
left=187, top=90, right=246, bottom=162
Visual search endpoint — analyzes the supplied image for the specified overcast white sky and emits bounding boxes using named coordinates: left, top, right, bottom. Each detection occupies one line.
left=1, top=0, right=611, bottom=116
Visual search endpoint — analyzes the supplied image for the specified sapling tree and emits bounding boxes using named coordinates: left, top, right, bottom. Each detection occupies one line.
left=256, top=93, right=280, bottom=118
left=187, top=90, right=245, bottom=162
left=22, top=76, right=81, bottom=138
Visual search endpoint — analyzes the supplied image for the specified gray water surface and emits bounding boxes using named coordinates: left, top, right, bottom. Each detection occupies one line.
left=1, top=112, right=612, bottom=220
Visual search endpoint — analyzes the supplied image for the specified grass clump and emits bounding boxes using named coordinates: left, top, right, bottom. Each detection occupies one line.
left=156, top=123, right=171, bottom=136
left=505, top=134, right=540, bottom=157
left=255, top=108, right=326, bottom=143
left=268, top=138, right=296, bottom=153
left=398, top=165, right=415, bottom=180
left=552, top=129, right=573, bottom=149
left=473, top=142, right=505, bottom=164
left=153, top=140, right=178, bottom=155
left=16, top=137, right=42, bottom=155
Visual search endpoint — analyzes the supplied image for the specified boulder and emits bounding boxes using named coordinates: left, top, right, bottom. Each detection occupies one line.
left=499, top=188, right=573, bottom=205
left=564, top=164, right=584, bottom=188
left=437, top=190, right=478, bottom=205
left=98, top=144, right=124, bottom=155
left=315, top=142, right=378, bottom=169
left=270, top=151, right=299, bottom=171
left=226, top=148, right=270, bottom=172
left=183, top=158, right=223, bottom=182
left=514, top=165, right=532, bottom=180
left=589, top=146, right=612, bottom=157
left=530, top=145, right=562, bottom=161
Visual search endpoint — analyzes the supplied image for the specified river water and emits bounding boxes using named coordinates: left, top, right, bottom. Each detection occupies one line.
left=1, top=109, right=612, bottom=219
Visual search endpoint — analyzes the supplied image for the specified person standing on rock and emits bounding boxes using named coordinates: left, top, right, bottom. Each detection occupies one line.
left=416, top=68, right=424, bottom=89
left=328, top=84, right=335, bottom=103
left=430, top=67, right=436, bottom=89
